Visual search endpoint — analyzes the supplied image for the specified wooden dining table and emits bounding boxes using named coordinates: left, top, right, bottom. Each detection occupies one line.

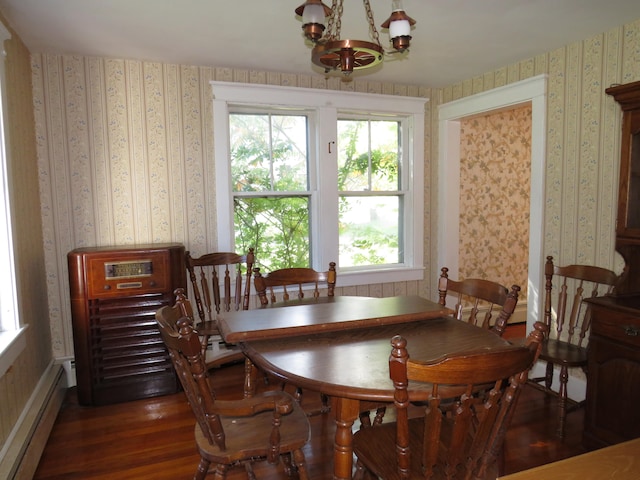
left=498, top=437, right=640, bottom=479
left=217, top=295, right=518, bottom=480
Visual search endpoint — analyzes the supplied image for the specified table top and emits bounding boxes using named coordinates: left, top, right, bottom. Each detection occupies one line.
left=218, top=295, right=453, bottom=343
left=241, top=317, right=518, bottom=403
left=585, top=293, right=640, bottom=312
left=498, top=437, right=640, bottom=479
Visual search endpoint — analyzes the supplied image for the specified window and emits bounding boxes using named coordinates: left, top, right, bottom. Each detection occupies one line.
left=213, top=82, right=426, bottom=287
left=0, top=23, right=25, bottom=378
left=230, top=110, right=312, bottom=272
left=337, top=115, right=404, bottom=268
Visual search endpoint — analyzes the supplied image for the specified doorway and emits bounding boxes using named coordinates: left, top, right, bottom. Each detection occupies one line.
left=437, top=75, right=547, bottom=330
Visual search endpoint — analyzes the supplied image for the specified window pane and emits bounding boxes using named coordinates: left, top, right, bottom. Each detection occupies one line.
left=230, top=113, right=308, bottom=192
left=234, top=196, right=311, bottom=271
left=337, top=119, right=400, bottom=192
left=339, top=196, right=402, bottom=267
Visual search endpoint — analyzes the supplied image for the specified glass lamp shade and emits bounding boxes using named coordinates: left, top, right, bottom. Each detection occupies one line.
left=389, top=19, right=410, bottom=38
left=302, top=3, right=326, bottom=26
left=381, top=4, right=415, bottom=52
left=296, top=0, right=331, bottom=43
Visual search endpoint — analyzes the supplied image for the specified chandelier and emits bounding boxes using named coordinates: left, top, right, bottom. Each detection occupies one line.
left=295, top=0, right=416, bottom=78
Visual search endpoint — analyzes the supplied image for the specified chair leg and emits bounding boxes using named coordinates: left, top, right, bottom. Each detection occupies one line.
left=292, top=449, right=309, bottom=480
left=354, top=458, right=376, bottom=480
left=359, top=410, right=372, bottom=429
left=544, top=361, right=554, bottom=390
left=358, top=406, right=387, bottom=429
left=294, top=386, right=303, bottom=404
left=244, top=357, right=257, bottom=398
left=373, top=406, right=386, bottom=426
left=320, top=393, right=331, bottom=413
left=195, top=457, right=211, bottom=480
left=557, top=365, right=569, bottom=439
left=244, top=462, right=257, bottom=480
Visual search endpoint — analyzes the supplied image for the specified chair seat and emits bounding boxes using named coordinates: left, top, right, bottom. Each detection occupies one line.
left=195, top=320, right=245, bottom=367
left=353, top=417, right=499, bottom=480
left=196, top=397, right=311, bottom=465
left=196, top=320, right=223, bottom=336
left=538, top=339, right=587, bottom=367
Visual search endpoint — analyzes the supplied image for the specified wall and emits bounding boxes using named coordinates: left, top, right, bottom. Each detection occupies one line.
left=0, top=13, right=51, bottom=463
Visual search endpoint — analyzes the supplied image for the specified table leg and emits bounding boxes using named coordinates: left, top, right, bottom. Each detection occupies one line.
left=332, top=396, right=360, bottom=480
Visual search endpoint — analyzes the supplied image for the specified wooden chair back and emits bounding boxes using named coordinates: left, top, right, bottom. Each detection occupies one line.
left=254, top=262, right=337, bottom=307
left=185, top=248, right=255, bottom=324
left=353, top=322, right=547, bottom=480
left=185, top=249, right=255, bottom=368
left=543, top=255, right=618, bottom=345
left=155, top=289, right=311, bottom=479
left=438, top=266, right=520, bottom=336
left=155, top=289, right=225, bottom=447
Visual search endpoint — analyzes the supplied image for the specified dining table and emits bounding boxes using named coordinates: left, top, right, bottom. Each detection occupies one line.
left=497, top=437, right=640, bottom=479
left=217, top=295, right=519, bottom=480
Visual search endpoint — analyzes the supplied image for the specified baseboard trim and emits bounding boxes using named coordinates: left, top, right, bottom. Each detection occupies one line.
left=0, top=361, right=67, bottom=480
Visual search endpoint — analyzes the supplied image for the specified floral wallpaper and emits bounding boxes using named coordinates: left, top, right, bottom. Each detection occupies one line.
left=458, top=105, right=532, bottom=301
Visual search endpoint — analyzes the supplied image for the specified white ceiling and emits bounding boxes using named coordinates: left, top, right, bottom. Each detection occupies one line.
left=1, top=0, right=639, bottom=87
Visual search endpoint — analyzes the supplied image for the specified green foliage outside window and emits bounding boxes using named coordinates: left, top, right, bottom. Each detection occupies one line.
left=230, top=112, right=402, bottom=271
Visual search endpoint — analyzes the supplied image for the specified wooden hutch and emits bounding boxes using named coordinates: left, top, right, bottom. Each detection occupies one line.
left=583, top=80, right=640, bottom=448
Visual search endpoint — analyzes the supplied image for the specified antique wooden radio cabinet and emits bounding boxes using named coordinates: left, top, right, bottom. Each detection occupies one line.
left=68, top=243, right=186, bottom=405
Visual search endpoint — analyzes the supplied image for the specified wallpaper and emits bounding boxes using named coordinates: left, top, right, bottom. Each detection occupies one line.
left=459, top=105, right=532, bottom=301
left=30, top=17, right=640, bottom=362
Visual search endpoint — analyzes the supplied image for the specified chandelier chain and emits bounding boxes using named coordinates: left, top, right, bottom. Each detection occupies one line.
left=363, top=0, right=381, bottom=46
left=325, top=0, right=340, bottom=42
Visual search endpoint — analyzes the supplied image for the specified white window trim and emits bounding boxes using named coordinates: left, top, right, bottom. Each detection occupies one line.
left=212, top=81, right=427, bottom=287
left=0, top=22, right=26, bottom=377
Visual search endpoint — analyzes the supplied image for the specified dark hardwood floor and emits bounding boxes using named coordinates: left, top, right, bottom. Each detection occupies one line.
left=33, top=356, right=587, bottom=479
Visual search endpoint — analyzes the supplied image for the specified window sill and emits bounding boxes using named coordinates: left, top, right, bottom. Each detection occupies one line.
left=0, top=325, right=29, bottom=378
left=338, top=266, right=425, bottom=288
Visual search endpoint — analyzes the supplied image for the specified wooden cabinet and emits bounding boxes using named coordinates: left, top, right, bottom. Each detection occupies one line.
left=583, top=81, right=640, bottom=448
left=68, top=243, right=186, bottom=405
left=606, top=80, right=640, bottom=294
left=583, top=295, right=640, bottom=449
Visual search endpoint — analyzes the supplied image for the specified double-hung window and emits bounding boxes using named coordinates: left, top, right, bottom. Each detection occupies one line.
left=0, top=23, right=25, bottom=378
left=213, top=82, right=426, bottom=287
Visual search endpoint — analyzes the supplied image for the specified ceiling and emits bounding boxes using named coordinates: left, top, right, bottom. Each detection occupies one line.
left=1, top=0, right=639, bottom=87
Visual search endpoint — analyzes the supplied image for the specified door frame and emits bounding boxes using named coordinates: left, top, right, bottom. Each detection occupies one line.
left=437, top=75, right=548, bottom=330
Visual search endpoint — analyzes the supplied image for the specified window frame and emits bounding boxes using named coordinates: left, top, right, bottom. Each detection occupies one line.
left=212, top=81, right=426, bottom=287
left=0, top=23, right=27, bottom=379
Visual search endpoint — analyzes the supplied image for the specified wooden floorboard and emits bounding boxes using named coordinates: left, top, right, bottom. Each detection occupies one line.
left=34, top=357, right=586, bottom=479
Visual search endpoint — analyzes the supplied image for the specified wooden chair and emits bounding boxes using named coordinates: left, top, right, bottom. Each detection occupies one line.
left=352, top=322, right=547, bottom=480
left=528, top=255, right=618, bottom=438
left=155, top=289, right=310, bottom=480
left=359, top=270, right=521, bottom=430
left=253, top=262, right=336, bottom=306
left=252, top=262, right=336, bottom=415
left=438, top=266, right=521, bottom=337
left=185, top=249, right=255, bottom=368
